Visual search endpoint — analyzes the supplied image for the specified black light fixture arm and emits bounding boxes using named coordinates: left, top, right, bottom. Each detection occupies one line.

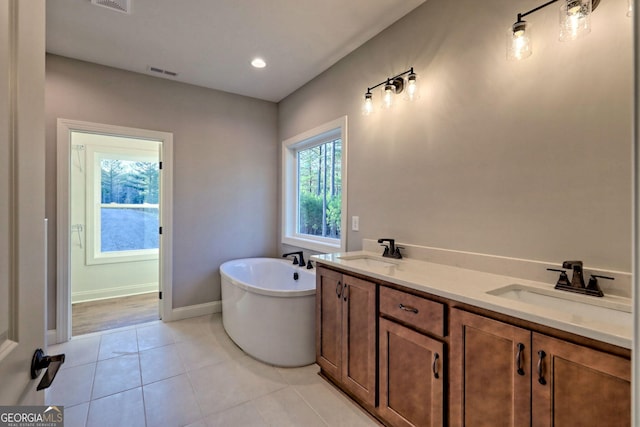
left=366, top=67, right=414, bottom=94
left=517, top=0, right=558, bottom=22
left=515, top=0, right=599, bottom=23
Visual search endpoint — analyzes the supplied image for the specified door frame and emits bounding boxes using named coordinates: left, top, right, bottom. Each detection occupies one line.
left=56, top=119, right=173, bottom=343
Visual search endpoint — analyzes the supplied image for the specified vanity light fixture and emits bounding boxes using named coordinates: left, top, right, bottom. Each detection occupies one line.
left=362, top=67, right=416, bottom=115
left=507, top=0, right=600, bottom=61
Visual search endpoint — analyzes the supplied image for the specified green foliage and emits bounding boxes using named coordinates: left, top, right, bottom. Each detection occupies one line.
left=296, top=138, right=342, bottom=239
left=101, top=159, right=159, bottom=204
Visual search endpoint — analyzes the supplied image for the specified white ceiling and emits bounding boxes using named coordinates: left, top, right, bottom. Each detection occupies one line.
left=46, top=0, right=426, bottom=102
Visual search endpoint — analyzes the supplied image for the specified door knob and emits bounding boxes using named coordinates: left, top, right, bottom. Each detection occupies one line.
left=31, top=349, right=65, bottom=391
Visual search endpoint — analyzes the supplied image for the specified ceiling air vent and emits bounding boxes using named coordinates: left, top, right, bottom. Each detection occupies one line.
left=147, top=66, right=179, bottom=78
left=91, top=0, right=131, bottom=14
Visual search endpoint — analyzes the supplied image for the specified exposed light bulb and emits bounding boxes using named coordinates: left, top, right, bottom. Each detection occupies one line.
left=406, top=72, right=417, bottom=101
left=383, top=82, right=394, bottom=109
left=628, top=0, right=633, bottom=17
left=507, top=21, right=532, bottom=61
left=363, top=92, right=373, bottom=115
left=559, top=0, right=591, bottom=42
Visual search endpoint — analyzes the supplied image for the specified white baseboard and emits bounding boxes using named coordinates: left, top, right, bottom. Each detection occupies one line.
left=164, top=300, right=221, bottom=322
left=71, top=282, right=158, bottom=304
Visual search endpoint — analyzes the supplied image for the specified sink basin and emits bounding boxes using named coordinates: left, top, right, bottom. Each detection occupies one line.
left=337, top=254, right=400, bottom=269
left=487, top=284, right=632, bottom=329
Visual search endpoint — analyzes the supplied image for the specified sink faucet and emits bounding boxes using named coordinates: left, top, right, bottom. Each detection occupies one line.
left=283, top=251, right=306, bottom=267
left=561, top=260, right=585, bottom=289
left=547, top=260, right=612, bottom=297
left=377, top=238, right=402, bottom=259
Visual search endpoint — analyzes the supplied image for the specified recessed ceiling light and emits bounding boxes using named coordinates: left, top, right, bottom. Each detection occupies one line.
left=251, top=58, right=266, bottom=68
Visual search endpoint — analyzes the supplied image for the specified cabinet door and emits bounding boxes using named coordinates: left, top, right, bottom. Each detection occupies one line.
left=450, top=309, right=531, bottom=427
left=341, top=274, right=377, bottom=406
left=316, top=267, right=343, bottom=380
left=531, top=333, right=631, bottom=427
left=379, top=318, right=444, bottom=427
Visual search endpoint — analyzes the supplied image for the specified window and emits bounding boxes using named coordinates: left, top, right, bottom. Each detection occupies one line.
left=83, top=136, right=161, bottom=264
left=282, top=116, right=347, bottom=252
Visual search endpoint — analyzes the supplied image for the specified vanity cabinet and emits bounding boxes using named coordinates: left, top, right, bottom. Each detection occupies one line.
left=379, top=286, right=445, bottom=427
left=531, top=333, right=631, bottom=427
left=316, top=266, right=377, bottom=407
left=450, top=309, right=631, bottom=427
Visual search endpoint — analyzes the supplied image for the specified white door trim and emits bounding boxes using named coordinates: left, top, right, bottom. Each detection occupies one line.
left=56, top=119, right=174, bottom=342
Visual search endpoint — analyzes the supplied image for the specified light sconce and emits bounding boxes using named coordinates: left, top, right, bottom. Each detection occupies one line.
left=628, top=0, right=633, bottom=17
left=507, top=0, right=600, bottom=61
left=362, top=68, right=416, bottom=115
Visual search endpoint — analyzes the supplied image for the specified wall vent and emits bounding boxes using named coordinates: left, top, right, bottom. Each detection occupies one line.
left=147, top=66, right=179, bottom=78
left=91, top=0, right=131, bottom=14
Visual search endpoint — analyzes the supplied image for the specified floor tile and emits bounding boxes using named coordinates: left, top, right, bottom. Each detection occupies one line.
left=92, top=354, right=141, bottom=399
left=189, top=355, right=287, bottom=417
left=294, top=380, right=379, bottom=426
left=87, top=387, right=145, bottom=427
left=203, top=401, right=267, bottom=427
left=140, top=343, right=185, bottom=385
left=98, top=329, right=139, bottom=360
left=166, top=315, right=212, bottom=343
left=276, top=363, right=321, bottom=386
left=252, top=387, right=326, bottom=427
left=47, top=363, right=95, bottom=407
left=136, top=322, right=174, bottom=351
left=49, top=335, right=101, bottom=370
left=175, top=335, right=232, bottom=371
left=62, top=403, right=89, bottom=427
left=143, top=374, right=202, bottom=427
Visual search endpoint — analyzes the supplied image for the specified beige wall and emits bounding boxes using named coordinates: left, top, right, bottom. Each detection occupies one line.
left=279, top=0, right=633, bottom=272
left=46, top=55, right=279, bottom=329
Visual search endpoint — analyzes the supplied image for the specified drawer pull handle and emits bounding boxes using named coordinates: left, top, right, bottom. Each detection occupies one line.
left=537, top=350, right=547, bottom=385
left=398, top=303, right=419, bottom=314
left=432, top=353, right=440, bottom=379
left=335, top=281, right=342, bottom=298
left=343, top=283, right=348, bottom=301
left=516, top=343, right=525, bottom=376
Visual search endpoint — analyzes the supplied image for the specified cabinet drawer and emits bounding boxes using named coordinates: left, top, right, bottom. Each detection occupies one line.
left=380, top=286, right=444, bottom=336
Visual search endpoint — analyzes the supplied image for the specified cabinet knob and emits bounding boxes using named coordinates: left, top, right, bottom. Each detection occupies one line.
left=335, top=281, right=342, bottom=298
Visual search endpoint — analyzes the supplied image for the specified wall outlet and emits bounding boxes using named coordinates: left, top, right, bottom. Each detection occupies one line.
left=352, top=216, right=359, bottom=231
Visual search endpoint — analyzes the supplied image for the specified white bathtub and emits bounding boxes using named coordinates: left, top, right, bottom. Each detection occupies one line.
left=220, top=258, right=316, bottom=367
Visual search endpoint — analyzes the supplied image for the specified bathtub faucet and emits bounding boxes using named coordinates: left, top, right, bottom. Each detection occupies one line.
left=283, top=251, right=306, bottom=267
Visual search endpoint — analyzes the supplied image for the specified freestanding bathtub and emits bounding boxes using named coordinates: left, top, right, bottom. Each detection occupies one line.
left=220, top=258, right=316, bottom=367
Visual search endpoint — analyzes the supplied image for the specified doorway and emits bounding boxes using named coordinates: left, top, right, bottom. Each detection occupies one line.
left=57, top=120, right=173, bottom=342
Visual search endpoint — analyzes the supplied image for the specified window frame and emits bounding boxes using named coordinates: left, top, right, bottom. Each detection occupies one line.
left=85, top=142, right=160, bottom=265
left=281, top=116, right=348, bottom=253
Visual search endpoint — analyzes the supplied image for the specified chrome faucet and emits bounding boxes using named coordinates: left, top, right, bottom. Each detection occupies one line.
left=283, top=251, right=306, bottom=267
left=377, top=238, right=402, bottom=259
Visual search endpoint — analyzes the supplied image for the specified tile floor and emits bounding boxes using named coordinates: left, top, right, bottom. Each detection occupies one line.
left=46, top=313, right=379, bottom=427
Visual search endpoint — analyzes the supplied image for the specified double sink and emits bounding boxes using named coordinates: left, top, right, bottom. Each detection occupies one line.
left=336, top=253, right=632, bottom=334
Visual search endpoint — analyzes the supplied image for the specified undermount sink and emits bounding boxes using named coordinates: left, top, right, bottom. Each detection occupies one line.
left=487, top=284, right=632, bottom=329
left=337, top=254, right=400, bottom=269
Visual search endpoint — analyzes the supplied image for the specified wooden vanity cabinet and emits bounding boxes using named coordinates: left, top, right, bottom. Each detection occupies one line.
left=450, top=308, right=631, bottom=427
left=378, top=286, right=445, bottom=427
left=316, top=266, right=377, bottom=407
left=531, top=333, right=631, bottom=427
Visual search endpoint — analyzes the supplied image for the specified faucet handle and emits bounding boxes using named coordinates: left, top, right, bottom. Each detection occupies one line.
left=586, top=275, right=613, bottom=297
left=380, top=244, right=390, bottom=255
left=547, top=268, right=570, bottom=288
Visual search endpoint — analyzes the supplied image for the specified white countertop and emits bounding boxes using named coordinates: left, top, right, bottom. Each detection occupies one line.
left=312, top=251, right=632, bottom=349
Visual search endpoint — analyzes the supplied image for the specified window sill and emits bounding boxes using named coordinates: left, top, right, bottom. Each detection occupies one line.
left=282, top=235, right=344, bottom=254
